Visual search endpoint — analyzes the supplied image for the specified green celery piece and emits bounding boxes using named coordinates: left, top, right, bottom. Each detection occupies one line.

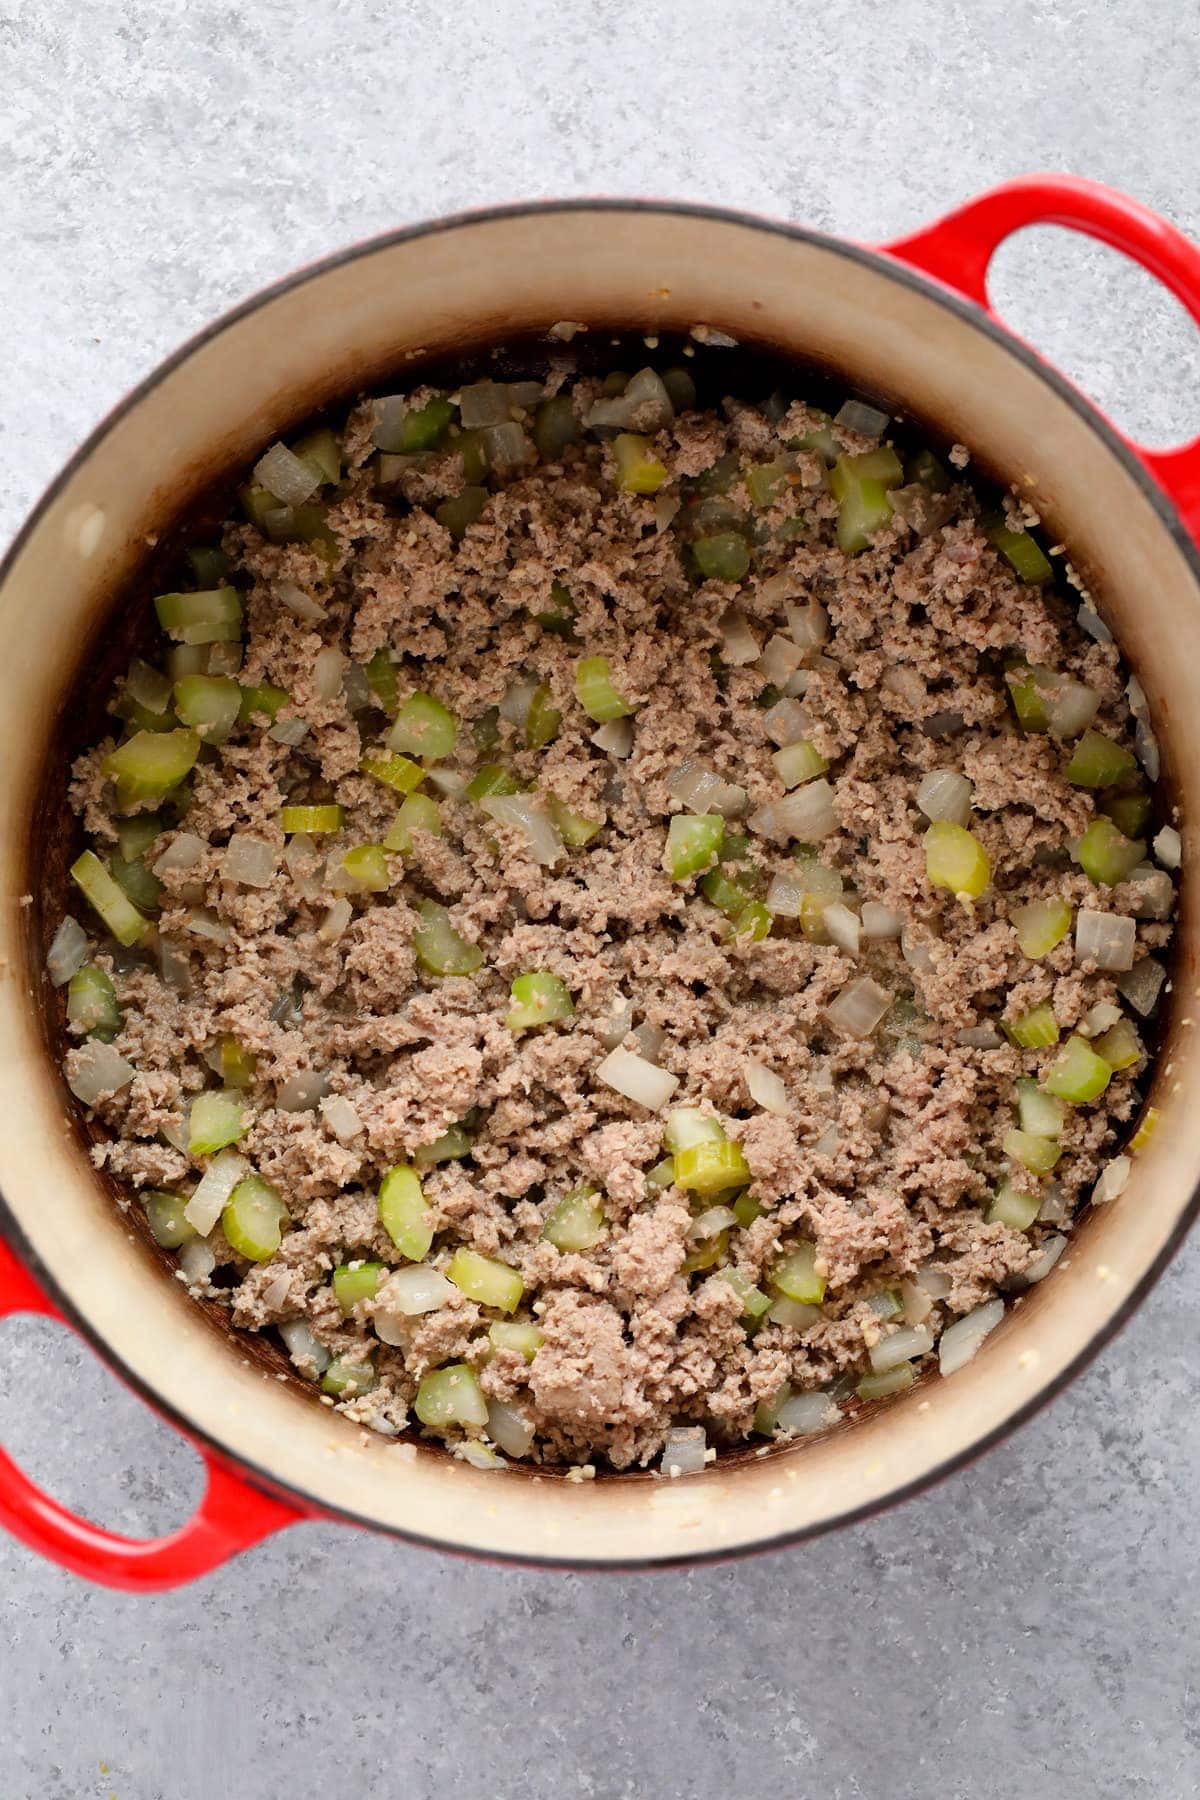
left=487, top=1320, right=545, bottom=1361
left=1016, top=1077, right=1066, bottom=1137
left=829, top=448, right=903, bottom=552
left=173, top=674, right=241, bottom=742
left=397, top=397, right=455, bottom=453
left=413, top=901, right=483, bottom=976
left=683, top=1229, right=730, bottom=1274
left=66, top=963, right=121, bottom=1040
left=506, top=971, right=575, bottom=1032
left=1101, top=790, right=1152, bottom=839
left=389, top=691, right=457, bottom=760
left=541, top=1186, right=605, bottom=1251
left=730, top=899, right=772, bottom=941
left=745, top=460, right=791, bottom=508
left=378, top=1165, right=434, bottom=1258
left=1043, top=1034, right=1113, bottom=1103
left=453, top=430, right=490, bottom=484
left=465, top=763, right=521, bottom=803
left=414, top=1363, right=487, bottom=1430
left=222, top=1174, right=288, bottom=1261
left=1077, top=817, right=1146, bottom=886
left=531, top=580, right=578, bottom=640
left=664, top=814, right=724, bottom=880
left=907, top=448, right=951, bottom=491
left=1067, top=730, right=1138, bottom=789
left=773, top=741, right=827, bottom=787
left=115, top=813, right=163, bottom=861
left=414, top=1124, right=473, bottom=1167
left=1005, top=661, right=1052, bottom=733
left=525, top=684, right=562, bottom=750
left=986, top=523, right=1053, bottom=583
left=69, top=851, right=148, bottom=947
left=693, top=533, right=751, bottom=581
left=986, top=1179, right=1040, bottom=1231
left=333, top=1261, right=386, bottom=1310
left=365, top=649, right=399, bottom=714
left=383, top=792, right=442, bottom=854
left=1130, top=1106, right=1161, bottom=1151
left=436, top=485, right=488, bottom=540
left=533, top=395, right=580, bottom=461
left=291, top=426, right=342, bottom=485
left=1002, top=1127, right=1063, bottom=1174
left=1010, top=897, right=1073, bottom=958
left=645, top=1156, right=677, bottom=1190
left=700, top=867, right=751, bottom=919
left=924, top=820, right=990, bottom=898
left=279, top=803, right=344, bottom=833
left=546, top=795, right=602, bottom=847
left=575, top=655, right=634, bottom=723
left=188, top=1089, right=246, bottom=1156
left=342, top=844, right=390, bottom=892
left=238, top=682, right=290, bottom=724
left=1092, top=1017, right=1142, bottom=1071
left=674, top=1139, right=751, bottom=1195
left=143, top=1190, right=196, bottom=1249
left=613, top=433, right=669, bottom=494
left=361, top=751, right=424, bottom=794
left=104, top=729, right=201, bottom=804
left=109, top=854, right=162, bottom=914
left=1004, top=1004, right=1060, bottom=1049
left=857, top=1364, right=915, bottom=1401
left=446, top=1247, right=523, bottom=1312
left=321, top=1356, right=376, bottom=1399
left=186, top=545, right=231, bottom=587
left=660, top=367, right=696, bottom=411
left=221, top=1037, right=257, bottom=1090
left=771, top=1241, right=825, bottom=1305
left=719, top=1268, right=772, bottom=1320
left=663, top=1108, right=726, bottom=1153
left=154, top=586, right=242, bottom=645
left=733, top=1191, right=763, bottom=1228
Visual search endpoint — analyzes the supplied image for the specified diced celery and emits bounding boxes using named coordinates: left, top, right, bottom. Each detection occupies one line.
left=1076, top=817, right=1145, bottom=886
left=771, top=1242, right=825, bottom=1304
left=189, top=1089, right=246, bottom=1156
left=664, top=814, right=724, bottom=880
left=661, top=367, right=697, bottom=412
left=186, top=546, right=231, bottom=587
left=546, top=795, right=603, bottom=847
left=69, top=851, right=149, bottom=946
left=541, top=1186, right=605, bottom=1252
left=280, top=804, right=344, bottom=833
left=104, top=728, right=201, bottom=803
left=693, top=533, right=751, bottom=581
left=699, top=868, right=752, bottom=920
left=645, top=1156, right=677, bottom=1189
left=465, top=763, right=521, bottom=803
left=361, top=751, right=424, bottom=794
left=238, top=682, right=290, bottom=724
left=1130, top=1105, right=1161, bottom=1152
left=664, top=1108, right=725, bottom=1153
left=1005, top=661, right=1051, bottom=733
left=292, top=426, right=342, bottom=485
left=924, top=819, right=990, bottom=898
left=866, top=1288, right=903, bottom=1320
left=733, top=1191, right=763, bottom=1228
left=790, top=415, right=839, bottom=464
left=1093, top=1017, right=1142, bottom=1071
left=154, top=586, right=243, bottom=645
left=506, top=971, right=575, bottom=1032
left=745, top=460, right=791, bottom=508
left=531, top=581, right=578, bottom=640
left=1016, top=1077, right=1066, bottom=1138
left=986, top=524, right=1052, bottom=583
left=488, top=1320, right=545, bottom=1360
left=415, top=1363, right=487, bottom=1430
left=144, top=1190, right=196, bottom=1249
left=533, top=394, right=580, bottom=461
left=388, top=691, right=457, bottom=760
left=435, top=485, right=488, bottom=540
left=1004, top=1004, right=1060, bottom=1050
left=173, top=675, right=242, bottom=743
left=1067, top=730, right=1138, bottom=789
left=613, top=433, right=669, bottom=494
left=364, top=649, right=399, bottom=714
left=398, top=396, right=455, bottom=452
left=221, top=1037, right=257, bottom=1090
left=413, top=900, right=483, bottom=976
left=446, top=1247, right=524, bottom=1312
left=454, top=431, right=490, bottom=483
left=115, top=814, right=164, bottom=862
left=321, top=1356, right=376, bottom=1398
left=986, top=1178, right=1040, bottom=1231
left=222, top=1174, right=288, bottom=1261
left=603, top=371, right=630, bottom=397
left=110, top=854, right=162, bottom=914
left=66, top=963, right=121, bottom=1040
left=414, top=1123, right=474, bottom=1167
left=907, top=448, right=951, bottom=491
left=1043, top=1034, right=1113, bottom=1103
left=1102, top=790, right=1152, bottom=839
left=378, top=1165, right=434, bottom=1258
left=730, top=899, right=772, bottom=941
left=383, top=792, right=442, bottom=853
left=829, top=447, right=903, bottom=551
left=1010, top=897, right=1073, bottom=958
left=575, top=655, right=635, bottom=722
left=772, top=741, right=827, bottom=788
left=718, top=1268, right=772, bottom=1319
left=673, top=1140, right=750, bottom=1194
left=525, top=684, right=562, bottom=750
left=857, top=1364, right=915, bottom=1400
left=683, top=1229, right=730, bottom=1273
left=337, top=844, right=387, bottom=893
left=333, top=1261, right=386, bottom=1310
left=1002, top=1127, right=1063, bottom=1174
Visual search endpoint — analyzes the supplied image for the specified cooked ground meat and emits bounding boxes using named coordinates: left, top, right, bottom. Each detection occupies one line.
left=51, top=362, right=1174, bottom=1471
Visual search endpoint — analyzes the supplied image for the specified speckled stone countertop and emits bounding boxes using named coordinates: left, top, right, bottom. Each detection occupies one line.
left=3, top=2, right=1200, bottom=1795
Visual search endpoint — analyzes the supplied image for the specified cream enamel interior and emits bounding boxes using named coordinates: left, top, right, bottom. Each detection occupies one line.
left=1, top=204, right=1196, bottom=1564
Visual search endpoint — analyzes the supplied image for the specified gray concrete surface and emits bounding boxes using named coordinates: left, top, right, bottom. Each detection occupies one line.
left=2, top=1, right=1200, bottom=1794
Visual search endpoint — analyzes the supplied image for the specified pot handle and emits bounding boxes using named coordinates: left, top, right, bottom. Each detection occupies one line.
left=881, top=174, right=1200, bottom=545
left=0, top=1236, right=302, bottom=1590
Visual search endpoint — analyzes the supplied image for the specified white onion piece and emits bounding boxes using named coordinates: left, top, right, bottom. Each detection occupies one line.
left=277, top=1070, right=329, bottom=1112
left=900, top=1279, right=933, bottom=1325
left=1127, top=866, right=1174, bottom=920
left=776, top=779, right=838, bottom=841
left=269, top=717, right=310, bottom=747
left=320, top=1094, right=363, bottom=1142
left=665, top=760, right=746, bottom=818
left=319, top=898, right=353, bottom=942
left=342, top=662, right=371, bottom=712
left=158, top=938, right=191, bottom=994
left=481, top=421, right=533, bottom=473
left=822, top=902, right=860, bottom=956
left=1038, top=1183, right=1068, bottom=1225
left=67, top=1040, right=134, bottom=1105
left=595, top=1045, right=678, bottom=1110
left=783, top=669, right=812, bottom=698
left=1074, top=909, right=1135, bottom=972
left=153, top=832, right=205, bottom=877
left=1092, top=1154, right=1131, bottom=1205
left=915, top=1266, right=952, bottom=1299
left=260, top=1267, right=291, bottom=1311
left=631, top=1021, right=665, bottom=1063
left=282, top=834, right=325, bottom=902
left=813, top=1124, right=842, bottom=1155
left=255, top=441, right=320, bottom=505
left=869, top=1323, right=934, bottom=1373
left=178, top=1238, right=217, bottom=1285
left=690, top=1205, right=739, bottom=1239
left=313, top=646, right=346, bottom=702
left=498, top=680, right=539, bottom=729
left=756, top=633, right=806, bottom=685
left=47, top=915, right=89, bottom=986
left=184, top=909, right=231, bottom=946
left=280, top=1319, right=331, bottom=1374
left=660, top=1425, right=707, bottom=1477
left=916, top=769, right=973, bottom=827
left=223, top=833, right=278, bottom=889
left=277, top=581, right=327, bottom=622
left=184, top=1149, right=248, bottom=1235
left=1023, top=1234, right=1067, bottom=1285
left=653, top=493, right=681, bottom=533
left=861, top=902, right=903, bottom=941
left=479, top=794, right=564, bottom=865
left=1135, top=718, right=1160, bottom=781
left=1153, top=825, right=1181, bottom=869
left=1127, top=673, right=1150, bottom=722
left=1077, top=603, right=1112, bottom=644
left=592, top=717, right=633, bottom=758
left=160, top=1119, right=189, bottom=1155
left=956, top=1024, right=1002, bottom=1049
left=834, top=398, right=889, bottom=436
left=763, top=697, right=811, bottom=747
left=938, top=1299, right=1004, bottom=1376
left=584, top=367, right=674, bottom=434
left=745, top=1058, right=788, bottom=1115
left=1078, top=1000, right=1122, bottom=1038
left=719, top=609, right=760, bottom=666
left=425, top=767, right=466, bottom=798
left=597, top=1001, right=636, bottom=1051
left=378, top=1265, right=456, bottom=1316
left=776, top=1392, right=840, bottom=1435
left=825, top=975, right=892, bottom=1039
left=487, top=1399, right=536, bottom=1459
left=881, top=665, right=925, bottom=708
left=784, top=600, right=829, bottom=652
left=201, top=1041, right=225, bottom=1077
left=1046, top=678, right=1100, bottom=739
left=767, top=1295, right=821, bottom=1331
left=765, top=872, right=806, bottom=917
left=1116, top=957, right=1166, bottom=1017
left=458, top=380, right=511, bottom=427
left=901, top=924, right=937, bottom=971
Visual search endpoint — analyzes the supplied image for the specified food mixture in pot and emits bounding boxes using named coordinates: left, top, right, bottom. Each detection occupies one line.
left=47, top=353, right=1177, bottom=1472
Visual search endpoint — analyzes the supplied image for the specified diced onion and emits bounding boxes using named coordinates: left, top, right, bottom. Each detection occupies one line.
left=719, top=609, right=760, bottom=666
left=158, top=938, right=191, bottom=993
left=915, top=1266, right=952, bottom=1299
left=1078, top=1000, right=1122, bottom=1038
left=184, top=1149, right=248, bottom=1235
left=1022, top=1234, right=1068, bottom=1286
left=665, top=760, right=746, bottom=817
left=499, top=680, right=539, bottom=729
left=822, top=902, right=860, bottom=956
left=1135, top=718, right=1160, bottom=781
left=282, top=834, right=325, bottom=902
left=938, top=1298, right=1004, bottom=1375
left=280, top=1319, right=331, bottom=1374
left=320, top=1094, right=363, bottom=1142
left=178, top=1238, right=217, bottom=1285
left=1038, top=1183, right=1068, bottom=1225
left=223, top=833, right=278, bottom=888
left=342, top=662, right=371, bottom=711
left=425, top=767, right=466, bottom=799
left=765, top=872, right=806, bottom=917
left=592, top=718, right=634, bottom=758
left=595, top=1045, right=679, bottom=1110
left=767, top=1295, right=821, bottom=1330
left=481, top=421, right=533, bottom=473
left=782, top=669, right=812, bottom=699
left=1077, top=603, right=1112, bottom=644
left=763, top=697, right=811, bottom=747
left=66, top=1040, right=134, bottom=1105
left=834, top=398, right=889, bottom=436
left=378, top=1265, right=456, bottom=1316
left=660, top=1425, right=707, bottom=1476
left=1153, top=825, right=1182, bottom=869
left=153, top=832, right=206, bottom=877
left=653, top=494, right=681, bottom=534
left=586, top=367, right=675, bottom=434
left=487, top=1399, right=536, bottom=1459
left=861, top=902, right=903, bottom=941
left=690, top=1205, right=739, bottom=1239
left=597, top=1000, right=636, bottom=1051
left=753, top=780, right=838, bottom=845
left=631, top=1021, right=665, bottom=1063
left=1128, top=866, right=1174, bottom=921
left=479, top=794, right=564, bottom=865
left=47, top=915, right=89, bottom=986
left=277, top=1070, right=329, bottom=1113
left=319, top=898, right=353, bottom=942
left=1116, top=956, right=1166, bottom=1017
left=784, top=601, right=829, bottom=653
left=1046, top=678, right=1100, bottom=738
left=916, top=769, right=973, bottom=827
left=756, top=634, right=805, bottom=685
left=184, top=908, right=231, bottom=945
left=269, top=717, right=310, bottom=747
left=1075, top=909, right=1136, bottom=972
left=775, top=1391, right=840, bottom=1435
left=745, top=1058, right=788, bottom=1115
left=813, top=1124, right=842, bottom=1155
left=825, top=976, right=892, bottom=1038
left=956, top=1024, right=1002, bottom=1049
left=881, top=666, right=925, bottom=708
left=260, top=1267, right=291, bottom=1310
left=313, top=646, right=345, bottom=701
left=277, top=581, right=327, bottom=622
left=459, top=380, right=511, bottom=427
left=1092, top=1154, right=1131, bottom=1205
left=869, top=1323, right=934, bottom=1373
left=901, top=924, right=937, bottom=970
